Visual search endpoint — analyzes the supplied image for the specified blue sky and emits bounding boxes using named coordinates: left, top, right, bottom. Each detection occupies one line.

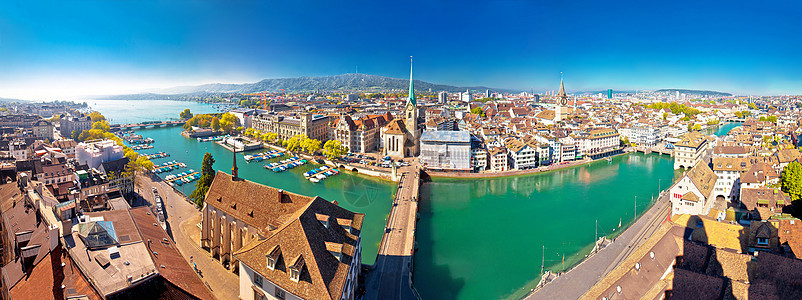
left=1, top=0, right=801, bottom=99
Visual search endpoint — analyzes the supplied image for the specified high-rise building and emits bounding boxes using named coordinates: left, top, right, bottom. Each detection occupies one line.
left=461, top=90, right=473, bottom=102
left=438, top=91, right=448, bottom=103
left=607, top=89, right=613, bottom=99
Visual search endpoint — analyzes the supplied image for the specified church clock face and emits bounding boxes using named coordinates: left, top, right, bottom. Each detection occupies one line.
left=560, top=98, right=568, bottom=105
left=407, top=104, right=415, bottom=112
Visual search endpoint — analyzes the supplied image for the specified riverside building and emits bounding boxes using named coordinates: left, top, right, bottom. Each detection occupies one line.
left=419, top=131, right=472, bottom=171
left=674, top=131, right=709, bottom=169
left=201, top=170, right=363, bottom=300
left=251, top=111, right=330, bottom=142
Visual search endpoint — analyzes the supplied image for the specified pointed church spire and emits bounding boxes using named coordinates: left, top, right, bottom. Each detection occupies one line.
left=557, top=73, right=567, bottom=99
left=232, top=146, right=238, bottom=179
left=408, top=56, right=416, bottom=106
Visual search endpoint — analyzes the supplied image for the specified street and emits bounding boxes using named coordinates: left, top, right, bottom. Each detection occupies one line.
left=136, top=173, right=239, bottom=300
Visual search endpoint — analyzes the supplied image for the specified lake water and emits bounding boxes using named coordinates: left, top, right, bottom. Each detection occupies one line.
left=85, top=99, right=229, bottom=124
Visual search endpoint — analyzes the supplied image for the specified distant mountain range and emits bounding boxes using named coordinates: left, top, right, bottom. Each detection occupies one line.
left=79, top=74, right=729, bottom=100
left=654, top=89, right=732, bottom=97
left=129, top=73, right=520, bottom=96
left=0, top=97, right=29, bottom=103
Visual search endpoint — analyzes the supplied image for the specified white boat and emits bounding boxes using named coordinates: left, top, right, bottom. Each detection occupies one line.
left=309, top=177, right=320, bottom=183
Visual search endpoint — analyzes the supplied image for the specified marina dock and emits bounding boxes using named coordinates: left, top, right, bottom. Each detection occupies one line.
left=152, top=161, right=187, bottom=173
left=165, top=171, right=200, bottom=184
left=144, top=152, right=170, bottom=159
left=265, top=157, right=307, bottom=172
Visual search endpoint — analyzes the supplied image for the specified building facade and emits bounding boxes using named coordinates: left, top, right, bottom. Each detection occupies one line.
left=674, top=131, right=709, bottom=169
left=419, top=131, right=471, bottom=171
left=669, top=161, right=717, bottom=216
left=251, top=112, right=330, bottom=142
left=200, top=172, right=363, bottom=300
left=59, top=115, right=92, bottom=138
left=31, top=120, right=54, bottom=140
left=75, top=139, right=124, bottom=170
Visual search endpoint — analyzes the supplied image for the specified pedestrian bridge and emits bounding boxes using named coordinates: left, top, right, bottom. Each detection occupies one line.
left=114, top=120, right=186, bottom=130
left=365, top=167, right=421, bottom=300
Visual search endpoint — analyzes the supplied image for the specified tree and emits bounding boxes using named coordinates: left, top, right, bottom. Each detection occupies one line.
left=302, top=137, right=322, bottom=154
left=88, top=111, right=106, bottom=123
left=261, top=132, right=278, bottom=143
left=92, top=120, right=110, bottom=131
left=748, top=103, right=758, bottom=110
left=286, top=135, right=303, bottom=152
left=782, top=161, right=802, bottom=214
left=211, top=117, right=221, bottom=131
left=190, top=153, right=215, bottom=207
left=180, top=108, right=193, bottom=120
left=470, top=107, right=486, bottom=117
left=71, top=130, right=79, bottom=140
left=759, top=115, right=778, bottom=123
left=219, top=113, right=240, bottom=134
left=323, top=140, right=347, bottom=160
left=135, top=155, right=154, bottom=171
left=662, top=112, right=668, bottom=121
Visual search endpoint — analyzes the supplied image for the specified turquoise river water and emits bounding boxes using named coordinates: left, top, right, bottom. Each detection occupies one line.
left=90, top=100, right=692, bottom=299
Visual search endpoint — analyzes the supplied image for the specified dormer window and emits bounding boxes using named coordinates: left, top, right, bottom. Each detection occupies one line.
left=289, top=267, right=300, bottom=282
left=337, top=218, right=353, bottom=235
left=289, top=255, right=305, bottom=282
left=266, top=245, right=281, bottom=270
left=316, top=213, right=329, bottom=229
left=326, top=242, right=343, bottom=262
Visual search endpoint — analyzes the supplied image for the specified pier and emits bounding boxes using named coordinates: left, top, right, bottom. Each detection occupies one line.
left=365, top=167, right=421, bottom=300
left=144, top=152, right=170, bottom=159
left=165, top=171, right=200, bottom=183
left=152, top=161, right=187, bottom=173
left=265, top=157, right=307, bottom=171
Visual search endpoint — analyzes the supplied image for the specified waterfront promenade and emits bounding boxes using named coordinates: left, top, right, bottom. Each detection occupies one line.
left=526, top=191, right=671, bottom=300
left=365, top=167, right=421, bottom=300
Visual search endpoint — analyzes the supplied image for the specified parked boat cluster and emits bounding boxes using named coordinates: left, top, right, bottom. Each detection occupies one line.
left=166, top=170, right=200, bottom=186
left=144, top=151, right=170, bottom=159
left=265, top=157, right=307, bottom=172
left=244, top=150, right=284, bottom=162
left=197, top=135, right=230, bottom=142
left=304, top=165, right=340, bottom=183
left=131, top=144, right=154, bottom=150
left=152, top=160, right=187, bottom=173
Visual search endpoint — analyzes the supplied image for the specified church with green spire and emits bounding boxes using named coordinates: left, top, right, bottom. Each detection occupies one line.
left=381, top=57, right=421, bottom=158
